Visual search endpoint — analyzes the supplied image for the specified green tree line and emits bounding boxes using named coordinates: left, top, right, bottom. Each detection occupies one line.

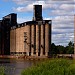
left=51, top=41, right=74, bottom=55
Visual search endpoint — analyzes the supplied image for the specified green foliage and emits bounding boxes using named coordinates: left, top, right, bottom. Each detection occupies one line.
left=51, top=43, right=58, bottom=54
left=51, top=41, right=74, bottom=54
left=21, top=59, right=75, bottom=75
left=0, top=66, right=5, bottom=75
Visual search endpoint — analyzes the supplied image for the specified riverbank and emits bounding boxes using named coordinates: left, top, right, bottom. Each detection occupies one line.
left=0, top=54, right=75, bottom=60
left=0, top=55, right=49, bottom=60
left=21, top=58, right=75, bottom=75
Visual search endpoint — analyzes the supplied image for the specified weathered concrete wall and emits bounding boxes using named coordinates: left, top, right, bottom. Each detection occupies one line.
left=19, top=27, right=25, bottom=53
left=36, top=25, right=39, bottom=56
left=10, top=22, right=51, bottom=57
left=40, top=25, right=44, bottom=56
left=31, top=25, right=34, bottom=56
left=25, top=25, right=30, bottom=56
left=16, top=28, right=20, bottom=53
left=13, top=25, right=31, bottom=55
left=10, top=26, right=26, bottom=55
left=45, top=24, right=49, bottom=56
left=10, top=29, right=16, bottom=54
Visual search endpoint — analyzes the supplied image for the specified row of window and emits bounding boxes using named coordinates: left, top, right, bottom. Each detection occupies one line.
left=10, top=52, right=26, bottom=54
left=10, top=52, right=45, bottom=55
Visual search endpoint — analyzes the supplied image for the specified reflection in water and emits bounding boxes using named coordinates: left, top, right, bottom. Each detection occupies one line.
left=0, top=59, right=38, bottom=75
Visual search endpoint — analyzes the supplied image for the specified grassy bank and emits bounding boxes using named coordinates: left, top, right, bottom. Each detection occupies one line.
left=21, top=58, right=75, bottom=75
left=0, top=66, right=4, bottom=75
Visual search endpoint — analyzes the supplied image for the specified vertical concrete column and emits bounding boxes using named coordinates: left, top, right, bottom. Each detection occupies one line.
left=10, top=30, right=15, bottom=54
left=24, top=25, right=28, bottom=56
left=45, top=24, right=49, bottom=56
left=16, top=28, right=20, bottom=55
left=20, top=27, right=24, bottom=54
left=26, top=25, right=30, bottom=56
left=40, top=25, right=44, bottom=56
left=10, top=30, right=13, bottom=53
left=31, top=25, right=34, bottom=56
left=36, top=25, right=39, bottom=56
left=19, top=28, right=21, bottom=53
left=14, top=29, right=16, bottom=54
left=29, top=25, right=31, bottom=56
left=24, top=26, right=27, bottom=55
left=19, top=27, right=25, bottom=55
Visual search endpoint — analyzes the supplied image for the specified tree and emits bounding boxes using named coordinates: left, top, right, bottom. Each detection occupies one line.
left=65, top=41, right=74, bottom=54
left=51, top=41, right=74, bottom=54
left=57, top=45, right=65, bottom=54
left=68, top=41, right=74, bottom=47
left=51, top=43, right=57, bottom=55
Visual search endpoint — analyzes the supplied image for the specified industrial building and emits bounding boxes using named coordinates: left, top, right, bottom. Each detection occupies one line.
left=0, top=5, right=52, bottom=57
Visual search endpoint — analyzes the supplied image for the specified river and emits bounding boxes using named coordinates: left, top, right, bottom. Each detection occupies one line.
left=0, top=58, right=38, bottom=75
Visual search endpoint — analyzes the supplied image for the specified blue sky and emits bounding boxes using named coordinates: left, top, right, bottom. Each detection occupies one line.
left=0, top=0, right=75, bottom=46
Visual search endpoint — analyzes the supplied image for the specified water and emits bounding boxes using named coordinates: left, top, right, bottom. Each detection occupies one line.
left=0, top=58, right=38, bottom=75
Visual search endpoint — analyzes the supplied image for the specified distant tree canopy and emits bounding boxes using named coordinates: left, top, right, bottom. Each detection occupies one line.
left=51, top=41, right=74, bottom=55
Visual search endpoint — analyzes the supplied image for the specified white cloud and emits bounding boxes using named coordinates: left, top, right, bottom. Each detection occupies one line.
left=52, top=15, right=74, bottom=46
left=12, top=0, right=34, bottom=5
left=12, top=0, right=74, bottom=46
left=44, top=17, right=52, bottom=20
left=13, top=0, right=74, bottom=14
left=53, top=19, right=74, bottom=33
left=60, top=4, right=74, bottom=11
left=50, top=10, right=74, bottom=16
left=13, top=4, right=33, bottom=12
left=52, top=32, right=74, bottom=46
left=49, top=1, right=75, bottom=16
left=13, top=1, right=56, bottom=12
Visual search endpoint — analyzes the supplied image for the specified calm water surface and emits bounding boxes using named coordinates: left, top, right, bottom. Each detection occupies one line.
left=0, top=58, right=38, bottom=75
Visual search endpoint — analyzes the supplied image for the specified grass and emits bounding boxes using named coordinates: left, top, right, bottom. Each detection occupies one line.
left=0, top=66, right=5, bottom=75
left=21, top=58, right=75, bottom=75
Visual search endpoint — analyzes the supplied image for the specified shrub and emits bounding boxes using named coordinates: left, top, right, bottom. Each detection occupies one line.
left=0, top=66, right=5, bottom=75
left=21, top=59, right=75, bottom=75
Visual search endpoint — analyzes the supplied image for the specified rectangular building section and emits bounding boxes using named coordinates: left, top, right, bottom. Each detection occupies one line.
left=10, top=20, right=51, bottom=57
left=33, top=5, right=43, bottom=21
left=0, top=5, right=52, bottom=57
left=0, top=13, right=17, bottom=55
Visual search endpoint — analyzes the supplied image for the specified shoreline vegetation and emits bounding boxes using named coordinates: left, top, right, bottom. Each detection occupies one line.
left=0, top=58, right=75, bottom=75
left=0, top=67, right=4, bottom=75
left=0, top=54, right=74, bottom=59
left=21, top=58, right=75, bottom=75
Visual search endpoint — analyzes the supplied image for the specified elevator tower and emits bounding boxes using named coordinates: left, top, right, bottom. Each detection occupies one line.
left=33, top=5, right=43, bottom=21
